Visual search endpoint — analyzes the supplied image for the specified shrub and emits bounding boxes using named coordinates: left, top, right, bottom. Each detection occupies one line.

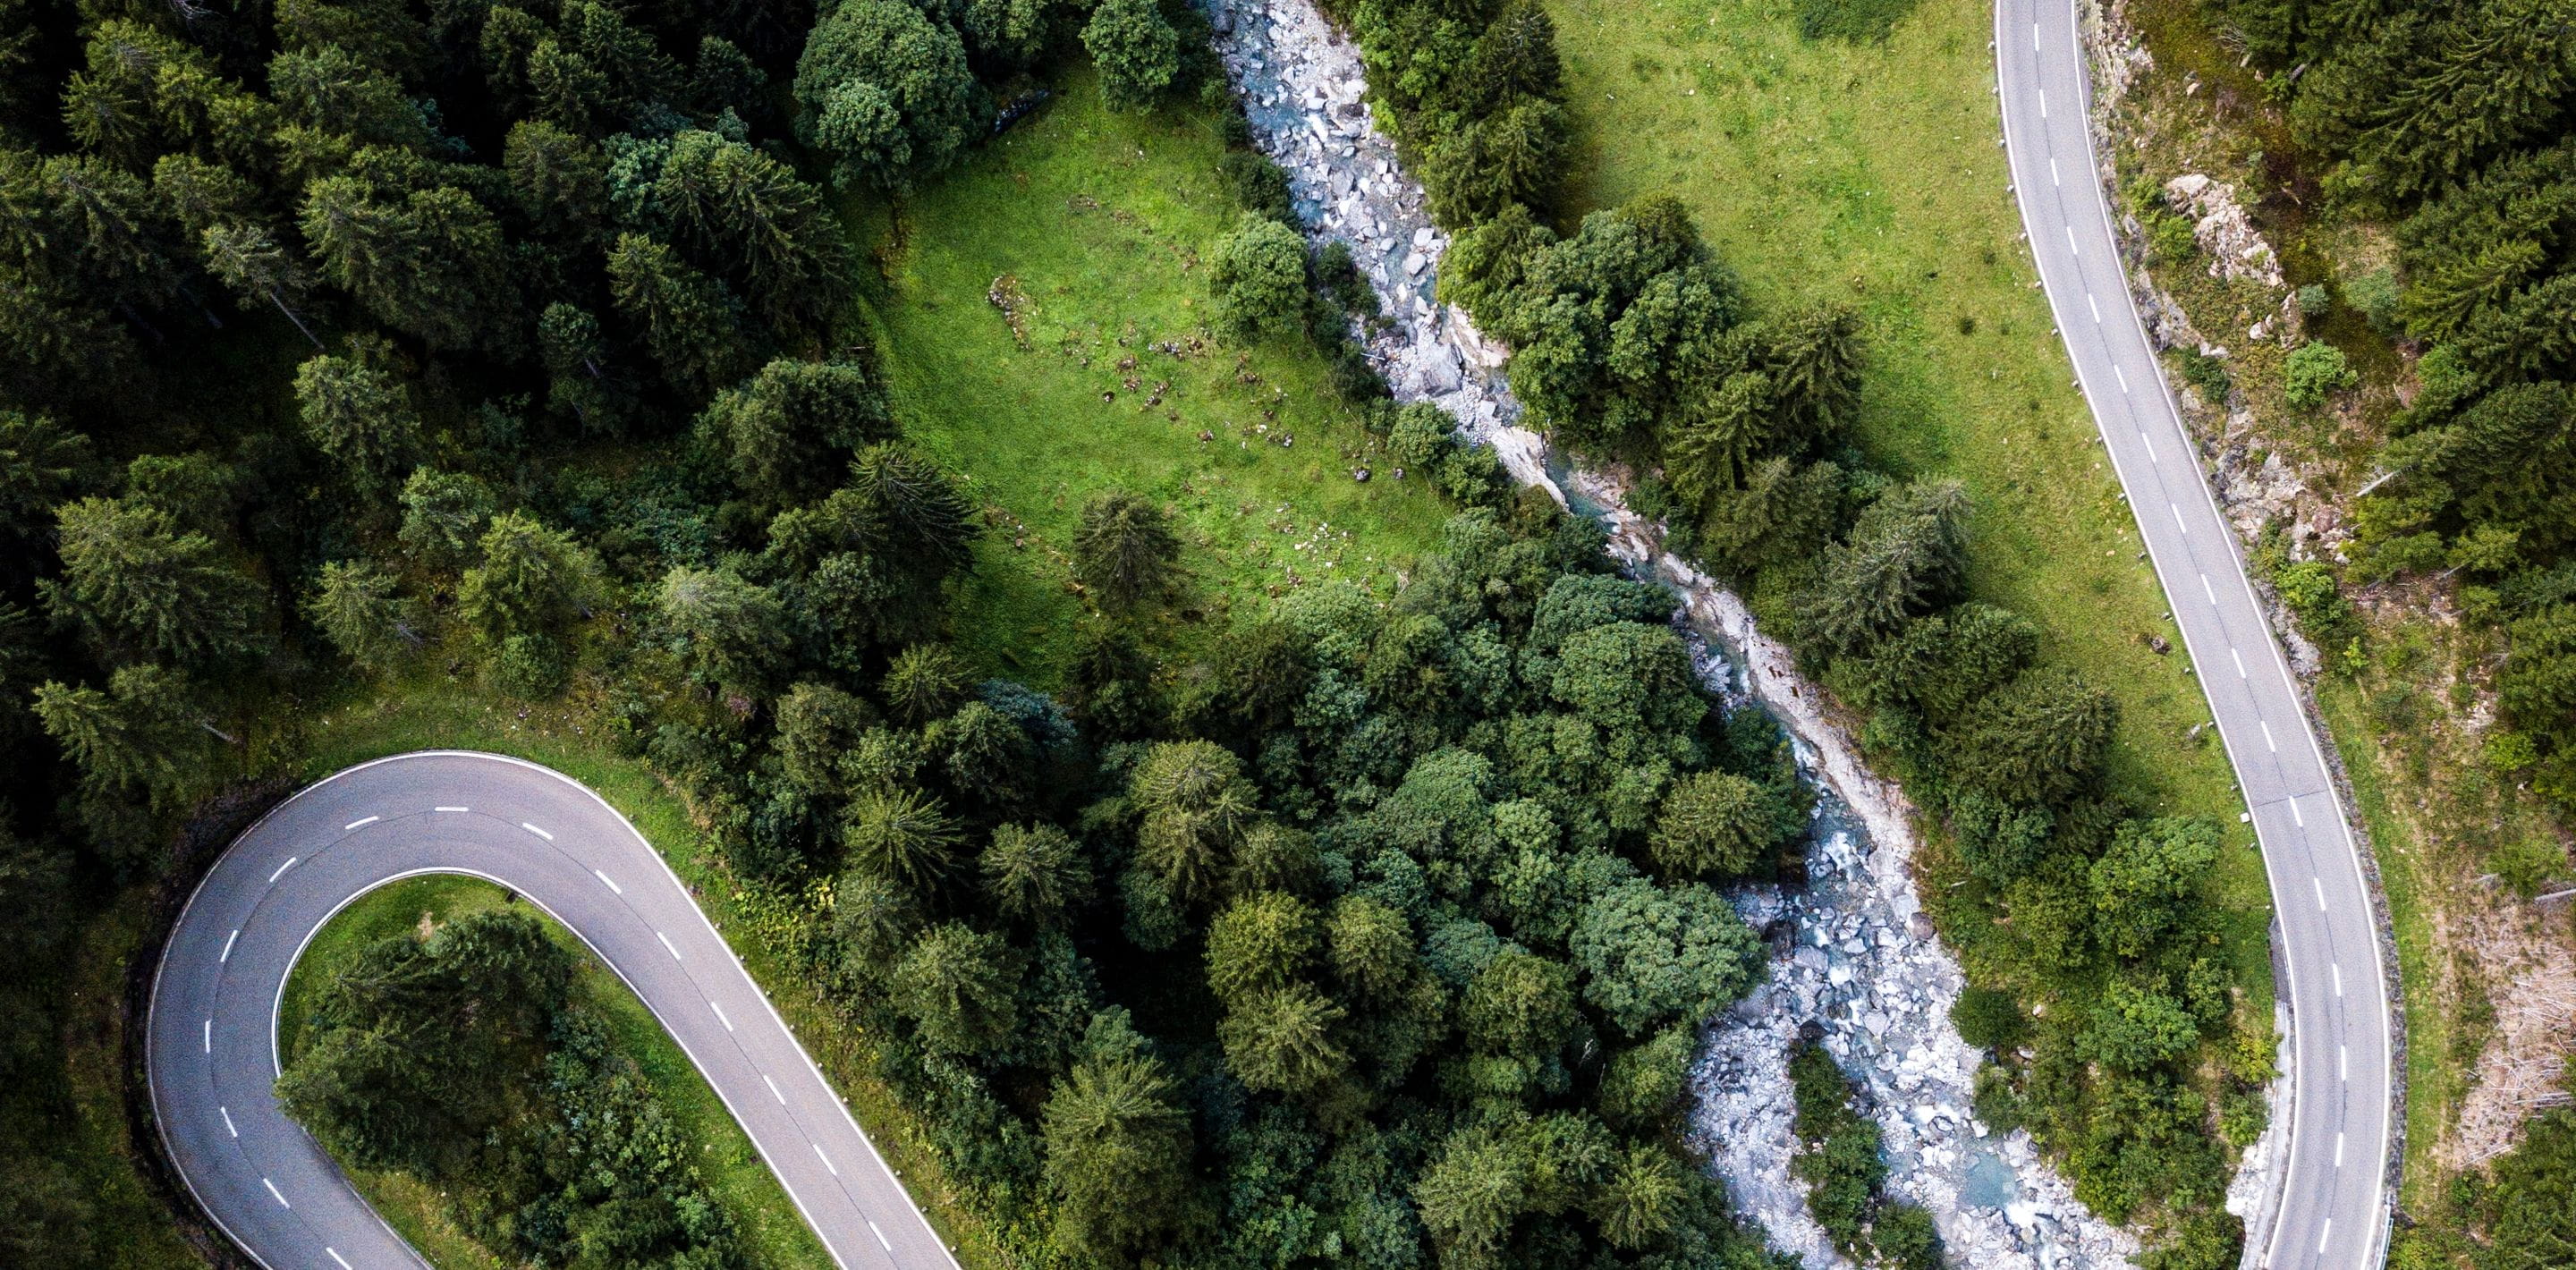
left=2282, top=342, right=2356, bottom=408
left=1083, top=0, right=1181, bottom=109
left=2175, top=348, right=2232, bottom=402
left=2345, top=267, right=2402, bottom=332
left=2491, top=836, right=2565, bottom=898
left=1219, top=149, right=1295, bottom=224
left=1951, top=986, right=2029, bottom=1052
left=2295, top=283, right=2332, bottom=320
left=1208, top=213, right=1309, bottom=338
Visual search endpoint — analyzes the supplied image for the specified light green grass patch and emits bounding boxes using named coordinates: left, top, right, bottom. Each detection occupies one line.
left=850, top=68, right=1454, bottom=682
left=1543, top=0, right=2272, bottom=1001
left=277, top=873, right=835, bottom=1270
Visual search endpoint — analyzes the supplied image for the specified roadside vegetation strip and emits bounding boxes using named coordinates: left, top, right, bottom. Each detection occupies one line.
left=276, top=874, right=835, bottom=1270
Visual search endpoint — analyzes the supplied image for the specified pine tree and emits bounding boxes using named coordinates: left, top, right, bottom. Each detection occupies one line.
left=42, top=495, right=268, bottom=666
left=656, top=565, right=787, bottom=694
left=295, top=346, right=421, bottom=495
left=300, top=176, right=518, bottom=351
left=1072, top=489, right=1179, bottom=609
left=456, top=510, right=602, bottom=647
left=304, top=560, right=422, bottom=673
left=606, top=233, right=753, bottom=394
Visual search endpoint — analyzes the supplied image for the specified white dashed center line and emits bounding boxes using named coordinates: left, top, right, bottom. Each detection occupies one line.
left=329, top=1249, right=353, bottom=1270
left=2114, top=364, right=2129, bottom=393
left=268, top=856, right=300, bottom=883
left=203, top=1020, right=212, bottom=1053
left=2261, top=721, right=2278, bottom=752
left=594, top=869, right=622, bottom=895
left=2335, top=1131, right=2345, bottom=1168
left=2038, top=88, right=2047, bottom=118
left=2050, top=157, right=2061, bottom=186
left=764, top=1074, right=785, bottom=1105
left=2064, top=224, right=2079, bottom=255
left=521, top=822, right=553, bottom=841
left=657, top=930, right=682, bottom=960
left=221, top=1106, right=237, bottom=1138
left=435, top=805, right=469, bottom=813
left=2231, top=648, right=2248, bottom=678
left=2201, top=573, right=2218, bottom=604
left=711, top=1001, right=733, bottom=1032
left=2032, top=21, right=2039, bottom=50
left=2291, top=798, right=2305, bottom=828
left=343, top=816, right=378, bottom=831
left=2140, top=430, right=2156, bottom=462
left=870, top=1220, right=893, bottom=1251
left=2087, top=292, right=2101, bottom=323
left=2332, top=962, right=2344, bottom=997
left=813, top=1143, right=838, bottom=1176
left=263, top=1178, right=290, bottom=1208
left=2170, top=502, right=2188, bottom=533
left=2341, top=1045, right=2350, bottom=1080
left=2318, top=1219, right=2333, bottom=1255
left=2313, top=877, right=2327, bottom=911
left=220, top=929, right=238, bottom=962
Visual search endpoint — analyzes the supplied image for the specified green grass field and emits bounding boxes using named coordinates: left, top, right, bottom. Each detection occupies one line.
left=851, top=68, right=1454, bottom=682
left=1543, top=0, right=2273, bottom=993
left=276, top=874, right=835, bottom=1270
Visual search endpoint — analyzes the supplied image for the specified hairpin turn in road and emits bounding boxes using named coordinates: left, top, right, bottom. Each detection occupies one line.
left=148, top=750, right=960, bottom=1270
left=1994, top=3, right=2395, bottom=1266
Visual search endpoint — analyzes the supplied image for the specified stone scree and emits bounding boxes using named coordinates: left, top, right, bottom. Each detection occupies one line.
left=1208, top=0, right=2164, bottom=1264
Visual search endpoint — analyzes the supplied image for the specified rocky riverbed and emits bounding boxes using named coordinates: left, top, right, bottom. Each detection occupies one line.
left=1207, top=1, right=2144, bottom=1265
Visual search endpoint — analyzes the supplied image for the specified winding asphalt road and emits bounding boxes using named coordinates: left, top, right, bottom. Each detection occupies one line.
left=1995, top=3, right=2394, bottom=1266
left=148, top=750, right=958, bottom=1270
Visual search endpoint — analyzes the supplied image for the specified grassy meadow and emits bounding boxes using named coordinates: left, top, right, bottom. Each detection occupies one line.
left=852, top=68, right=1455, bottom=683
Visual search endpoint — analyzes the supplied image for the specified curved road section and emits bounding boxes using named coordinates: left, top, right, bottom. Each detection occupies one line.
left=1995, top=4, right=2394, bottom=1266
left=148, top=750, right=957, bottom=1270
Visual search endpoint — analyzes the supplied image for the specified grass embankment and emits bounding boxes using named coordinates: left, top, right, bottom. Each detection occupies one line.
left=276, top=874, right=834, bottom=1270
left=852, top=67, right=1453, bottom=682
left=1540, top=0, right=2268, bottom=986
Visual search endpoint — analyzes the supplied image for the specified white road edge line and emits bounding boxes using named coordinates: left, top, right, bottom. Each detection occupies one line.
left=521, top=822, right=553, bottom=840
left=263, top=1177, right=289, bottom=1208
left=658, top=930, right=682, bottom=960
left=711, top=1000, right=733, bottom=1031
left=813, top=1143, right=838, bottom=1176
left=764, top=1073, right=785, bottom=1104
left=343, top=816, right=378, bottom=831
left=220, top=929, right=238, bottom=962
left=221, top=1106, right=237, bottom=1138
left=594, top=868, right=623, bottom=895
left=267, top=856, right=299, bottom=883
left=870, top=1220, right=892, bottom=1251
